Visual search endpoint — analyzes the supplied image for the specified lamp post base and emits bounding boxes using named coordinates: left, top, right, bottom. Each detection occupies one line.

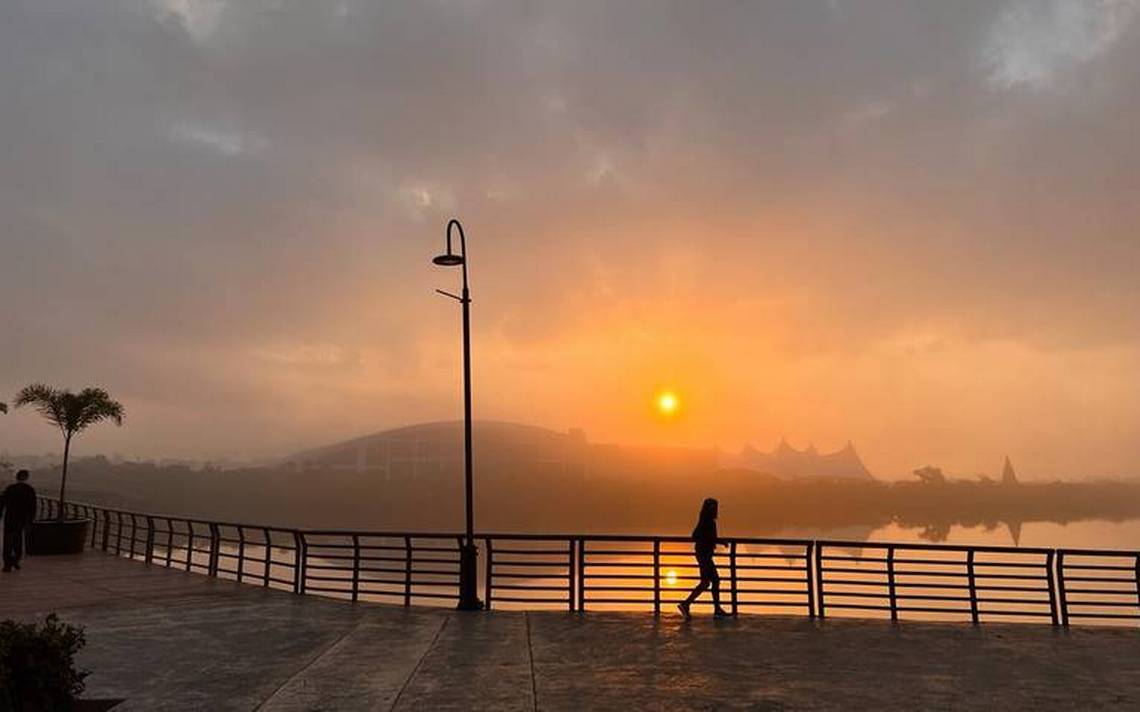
left=457, top=542, right=483, bottom=611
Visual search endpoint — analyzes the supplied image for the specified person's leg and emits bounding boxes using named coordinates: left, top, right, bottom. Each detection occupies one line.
left=680, top=555, right=712, bottom=617
left=11, top=523, right=25, bottom=568
left=2, top=525, right=16, bottom=571
left=683, top=576, right=709, bottom=606
left=710, top=567, right=726, bottom=614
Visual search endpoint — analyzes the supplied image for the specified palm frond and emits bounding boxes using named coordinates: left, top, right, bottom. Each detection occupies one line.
left=14, top=383, right=124, bottom=434
left=75, top=388, right=125, bottom=429
left=14, top=383, right=68, bottom=431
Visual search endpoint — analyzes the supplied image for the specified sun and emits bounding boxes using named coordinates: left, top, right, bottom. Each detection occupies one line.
left=655, top=390, right=680, bottom=417
left=665, top=569, right=678, bottom=586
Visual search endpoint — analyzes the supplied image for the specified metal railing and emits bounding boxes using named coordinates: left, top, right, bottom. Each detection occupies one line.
left=35, top=498, right=1140, bottom=627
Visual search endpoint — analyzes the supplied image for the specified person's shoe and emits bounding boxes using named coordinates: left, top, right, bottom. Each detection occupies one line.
left=677, top=602, right=691, bottom=620
left=1, top=566, right=11, bottom=573
left=713, top=607, right=731, bottom=618
left=12, top=562, right=19, bottom=570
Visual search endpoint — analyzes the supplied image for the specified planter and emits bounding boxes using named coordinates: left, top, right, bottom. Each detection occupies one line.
left=28, top=519, right=91, bottom=555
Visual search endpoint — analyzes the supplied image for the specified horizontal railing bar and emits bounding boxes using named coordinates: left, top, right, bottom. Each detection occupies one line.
left=492, top=597, right=572, bottom=603
left=1057, top=547, right=1140, bottom=557
left=1061, top=576, right=1136, bottom=583
left=819, top=540, right=1054, bottom=555
left=896, top=594, right=973, bottom=602
left=581, top=573, right=657, bottom=580
left=490, top=572, right=571, bottom=580
left=489, top=561, right=569, bottom=568
left=968, top=573, right=1048, bottom=581
left=971, top=561, right=1054, bottom=569
left=491, top=548, right=571, bottom=555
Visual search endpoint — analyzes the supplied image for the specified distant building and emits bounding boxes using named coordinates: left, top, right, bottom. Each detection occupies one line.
left=1001, top=456, right=1018, bottom=485
left=731, top=438, right=874, bottom=480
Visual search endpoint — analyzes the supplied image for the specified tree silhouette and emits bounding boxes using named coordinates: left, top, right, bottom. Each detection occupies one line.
left=0, top=402, right=7, bottom=414
left=14, top=385, right=124, bottom=521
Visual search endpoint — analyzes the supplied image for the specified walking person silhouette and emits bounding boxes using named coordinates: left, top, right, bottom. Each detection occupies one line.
left=1, top=470, right=37, bottom=572
left=678, top=497, right=731, bottom=619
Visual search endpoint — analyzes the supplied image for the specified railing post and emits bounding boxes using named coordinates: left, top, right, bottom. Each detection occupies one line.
left=967, top=549, right=979, bottom=625
left=208, top=523, right=221, bottom=577
left=1134, top=554, right=1140, bottom=627
left=128, top=515, right=138, bottom=560
left=577, top=538, right=586, bottom=613
left=351, top=534, right=361, bottom=603
left=805, top=542, right=816, bottom=619
left=237, top=527, right=246, bottom=583
left=144, top=516, right=156, bottom=565
left=293, top=531, right=306, bottom=594
left=567, top=538, right=575, bottom=613
left=454, top=536, right=465, bottom=604
left=404, top=536, right=413, bottom=606
left=186, top=523, right=196, bottom=571
left=165, top=522, right=174, bottom=567
left=90, top=507, right=99, bottom=548
left=816, top=542, right=826, bottom=619
left=115, top=512, right=124, bottom=556
left=484, top=538, right=494, bottom=611
left=730, top=541, right=739, bottom=617
left=1045, top=550, right=1059, bottom=626
left=101, top=510, right=110, bottom=551
left=1056, top=550, right=1069, bottom=626
left=652, top=539, right=661, bottom=616
left=262, top=528, right=272, bottom=588
left=887, top=545, right=898, bottom=623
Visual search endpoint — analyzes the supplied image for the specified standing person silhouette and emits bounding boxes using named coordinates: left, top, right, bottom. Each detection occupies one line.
left=678, top=497, right=730, bottom=619
left=1, top=470, right=37, bottom=572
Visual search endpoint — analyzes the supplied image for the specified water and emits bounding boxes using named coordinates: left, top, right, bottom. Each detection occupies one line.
left=858, top=519, right=1140, bottom=550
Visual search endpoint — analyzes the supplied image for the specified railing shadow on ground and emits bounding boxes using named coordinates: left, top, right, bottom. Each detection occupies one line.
left=36, top=498, right=1140, bottom=628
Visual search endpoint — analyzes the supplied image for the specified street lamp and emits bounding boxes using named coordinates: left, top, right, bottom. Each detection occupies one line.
left=432, top=218, right=481, bottom=610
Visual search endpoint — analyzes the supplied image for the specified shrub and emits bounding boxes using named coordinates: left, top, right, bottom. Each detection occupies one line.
left=0, top=615, right=88, bottom=712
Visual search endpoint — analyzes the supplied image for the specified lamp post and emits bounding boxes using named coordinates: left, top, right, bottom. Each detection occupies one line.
left=432, top=218, right=481, bottom=610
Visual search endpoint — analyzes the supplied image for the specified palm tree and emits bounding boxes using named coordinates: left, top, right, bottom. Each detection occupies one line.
left=14, top=384, right=124, bottom=521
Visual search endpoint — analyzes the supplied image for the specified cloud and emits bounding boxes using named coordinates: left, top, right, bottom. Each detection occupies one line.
left=984, top=0, right=1139, bottom=89
left=154, top=0, right=228, bottom=43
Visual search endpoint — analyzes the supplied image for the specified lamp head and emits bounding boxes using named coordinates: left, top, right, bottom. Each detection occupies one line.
left=432, top=253, right=464, bottom=267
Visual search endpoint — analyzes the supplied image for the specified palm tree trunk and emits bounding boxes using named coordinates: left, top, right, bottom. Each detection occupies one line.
left=58, top=433, right=72, bottom=522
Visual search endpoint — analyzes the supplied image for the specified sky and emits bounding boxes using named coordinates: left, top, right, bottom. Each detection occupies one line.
left=2, top=0, right=1139, bottom=479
